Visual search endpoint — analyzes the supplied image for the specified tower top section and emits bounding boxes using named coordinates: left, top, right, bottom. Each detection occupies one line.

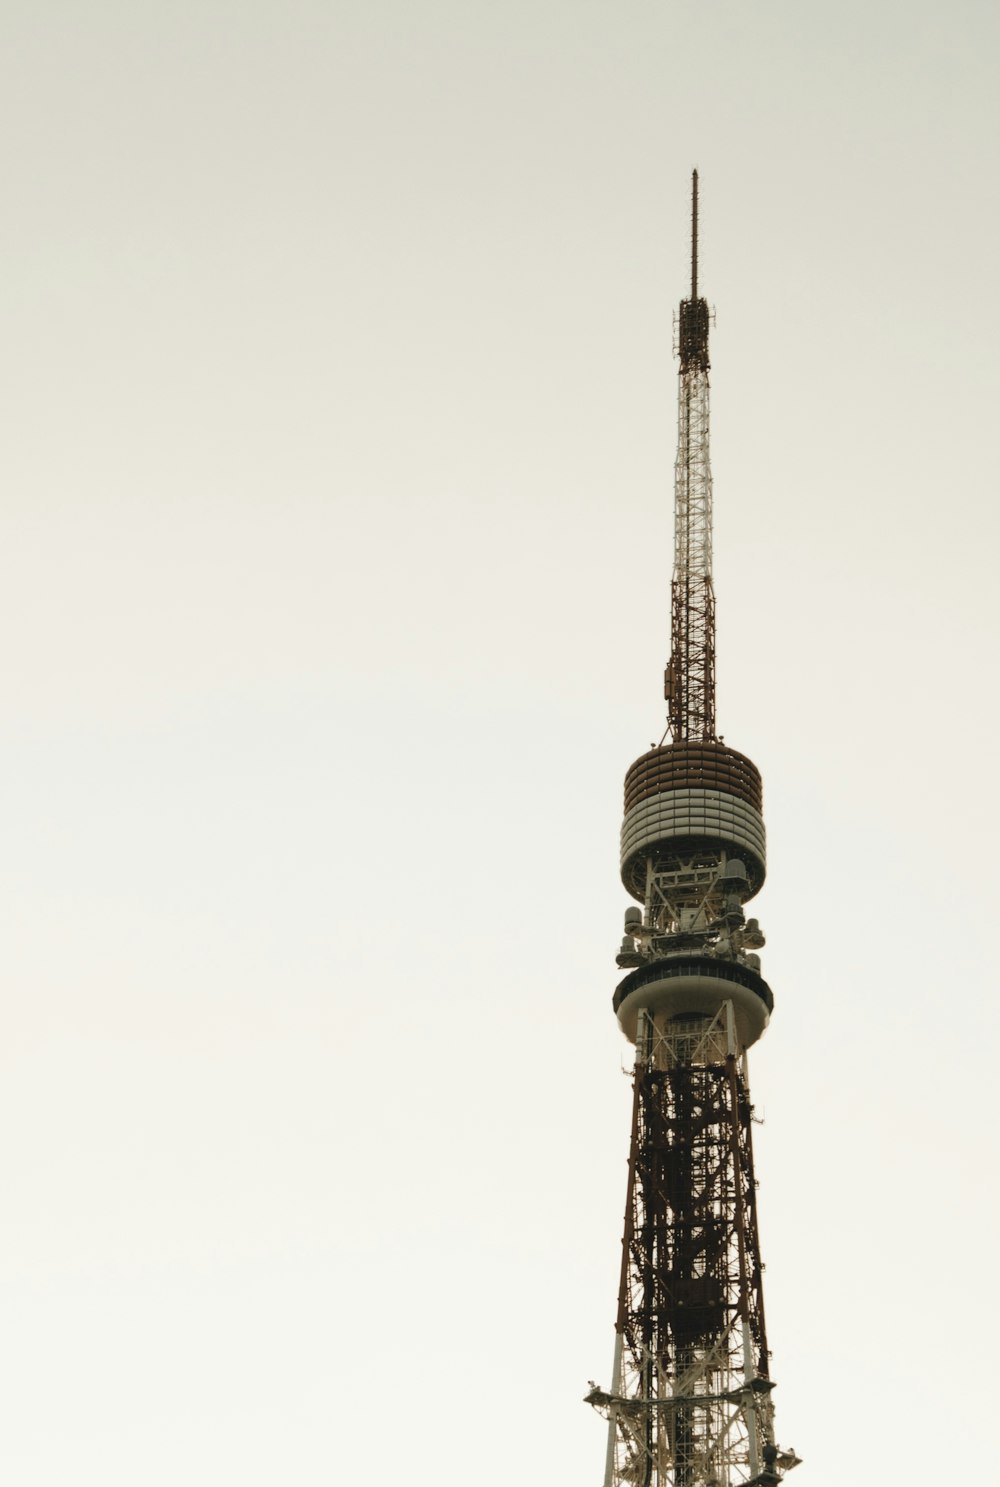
left=665, top=169, right=716, bottom=742
left=678, top=170, right=710, bottom=376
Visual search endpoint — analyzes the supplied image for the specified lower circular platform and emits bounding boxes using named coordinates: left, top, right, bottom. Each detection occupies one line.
left=613, top=956, right=774, bottom=1048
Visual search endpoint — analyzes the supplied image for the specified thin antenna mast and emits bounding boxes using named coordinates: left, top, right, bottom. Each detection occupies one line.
left=691, top=166, right=698, bottom=299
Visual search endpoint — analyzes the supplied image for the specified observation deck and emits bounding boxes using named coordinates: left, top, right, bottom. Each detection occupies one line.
left=621, top=741, right=766, bottom=901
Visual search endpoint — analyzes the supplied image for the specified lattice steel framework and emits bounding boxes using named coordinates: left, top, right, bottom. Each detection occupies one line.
left=665, top=171, right=716, bottom=744
left=595, top=1006, right=775, bottom=1487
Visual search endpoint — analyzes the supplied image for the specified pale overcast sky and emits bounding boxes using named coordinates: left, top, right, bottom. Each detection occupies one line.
left=2, top=2, right=998, bottom=1483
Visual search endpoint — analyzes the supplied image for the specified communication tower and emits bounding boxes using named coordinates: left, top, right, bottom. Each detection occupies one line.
left=586, top=174, right=800, bottom=1487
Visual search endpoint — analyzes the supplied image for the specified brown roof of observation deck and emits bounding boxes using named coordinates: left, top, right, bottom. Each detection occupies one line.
left=624, top=742, right=763, bottom=815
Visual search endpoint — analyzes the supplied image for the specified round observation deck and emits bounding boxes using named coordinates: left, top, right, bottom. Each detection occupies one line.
left=621, top=742, right=766, bottom=901
left=624, top=742, right=762, bottom=814
left=613, top=955, right=774, bottom=1048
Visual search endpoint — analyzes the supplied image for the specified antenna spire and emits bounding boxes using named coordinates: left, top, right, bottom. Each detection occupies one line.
left=691, top=168, right=699, bottom=300
left=666, top=171, right=715, bottom=740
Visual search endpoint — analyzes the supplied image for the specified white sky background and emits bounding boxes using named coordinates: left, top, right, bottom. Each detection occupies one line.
left=2, top=1, right=998, bottom=1481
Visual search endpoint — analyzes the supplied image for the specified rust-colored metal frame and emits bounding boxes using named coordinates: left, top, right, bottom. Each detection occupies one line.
left=608, top=1013, right=773, bottom=1487
left=667, top=357, right=715, bottom=746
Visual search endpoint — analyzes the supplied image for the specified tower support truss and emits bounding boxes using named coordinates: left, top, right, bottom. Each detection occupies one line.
left=598, top=1005, right=773, bottom=1487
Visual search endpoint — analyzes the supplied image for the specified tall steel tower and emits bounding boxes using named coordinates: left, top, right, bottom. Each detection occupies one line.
left=586, top=174, right=800, bottom=1487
